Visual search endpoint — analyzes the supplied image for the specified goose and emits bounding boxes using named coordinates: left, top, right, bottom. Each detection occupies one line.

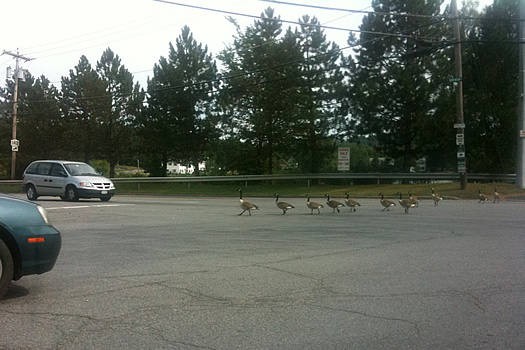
left=397, top=192, right=416, bottom=214
left=478, top=188, right=488, bottom=203
left=431, top=188, right=442, bottom=206
left=238, top=189, right=259, bottom=215
left=274, top=193, right=295, bottom=214
left=344, top=193, right=361, bottom=212
left=325, top=194, right=345, bottom=213
left=379, top=193, right=395, bottom=211
left=493, top=188, right=501, bottom=203
left=306, top=195, right=323, bottom=214
left=408, top=191, right=419, bottom=207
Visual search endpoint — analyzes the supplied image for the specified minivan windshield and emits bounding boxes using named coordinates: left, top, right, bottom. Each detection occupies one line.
left=64, top=163, right=100, bottom=176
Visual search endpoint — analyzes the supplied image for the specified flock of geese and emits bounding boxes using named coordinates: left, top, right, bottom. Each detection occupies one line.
left=238, top=187, right=501, bottom=216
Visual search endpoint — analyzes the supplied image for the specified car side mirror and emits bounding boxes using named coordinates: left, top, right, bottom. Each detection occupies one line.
left=58, top=170, right=68, bottom=177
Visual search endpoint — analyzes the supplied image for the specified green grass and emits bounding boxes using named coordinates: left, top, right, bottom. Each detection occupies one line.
left=113, top=181, right=524, bottom=200
left=0, top=184, right=23, bottom=194
left=3, top=181, right=523, bottom=200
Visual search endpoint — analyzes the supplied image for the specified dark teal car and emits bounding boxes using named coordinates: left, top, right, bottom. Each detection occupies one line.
left=0, top=194, right=61, bottom=299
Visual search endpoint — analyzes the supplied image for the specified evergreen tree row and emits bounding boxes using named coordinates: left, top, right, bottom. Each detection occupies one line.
left=0, top=0, right=519, bottom=178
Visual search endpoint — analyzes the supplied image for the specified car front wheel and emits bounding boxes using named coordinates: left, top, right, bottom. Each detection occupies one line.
left=26, top=184, right=38, bottom=201
left=0, top=239, right=14, bottom=299
left=65, top=186, right=79, bottom=202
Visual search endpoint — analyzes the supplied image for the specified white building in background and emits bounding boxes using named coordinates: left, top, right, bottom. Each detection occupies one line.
left=166, top=162, right=206, bottom=175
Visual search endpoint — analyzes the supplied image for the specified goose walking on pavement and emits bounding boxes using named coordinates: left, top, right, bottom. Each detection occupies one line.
left=306, top=195, right=324, bottom=215
left=379, top=193, right=395, bottom=211
left=238, top=189, right=259, bottom=216
left=344, top=193, right=361, bottom=212
left=274, top=193, right=294, bottom=215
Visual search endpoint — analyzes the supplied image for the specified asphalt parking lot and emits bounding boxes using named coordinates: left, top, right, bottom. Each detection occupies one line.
left=1, top=194, right=524, bottom=349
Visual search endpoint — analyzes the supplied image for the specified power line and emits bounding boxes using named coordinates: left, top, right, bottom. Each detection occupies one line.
left=7, top=0, right=448, bottom=86
left=7, top=0, right=519, bottom=103
left=153, top=0, right=431, bottom=41
left=258, top=0, right=522, bottom=22
left=259, top=0, right=441, bottom=20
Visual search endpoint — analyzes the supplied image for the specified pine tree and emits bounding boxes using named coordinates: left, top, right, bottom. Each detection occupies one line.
left=60, top=55, right=105, bottom=162
left=350, top=0, right=446, bottom=173
left=96, top=48, right=142, bottom=177
left=144, top=26, right=217, bottom=176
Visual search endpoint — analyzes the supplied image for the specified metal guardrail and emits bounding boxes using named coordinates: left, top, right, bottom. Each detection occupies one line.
left=110, top=172, right=517, bottom=183
left=0, top=173, right=516, bottom=185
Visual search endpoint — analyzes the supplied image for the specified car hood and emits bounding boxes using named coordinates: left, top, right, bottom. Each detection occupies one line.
left=73, top=175, right=113, bottom=184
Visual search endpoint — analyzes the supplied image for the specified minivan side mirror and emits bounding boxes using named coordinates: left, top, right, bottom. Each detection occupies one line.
left=57, top=170, right=68, bottom=177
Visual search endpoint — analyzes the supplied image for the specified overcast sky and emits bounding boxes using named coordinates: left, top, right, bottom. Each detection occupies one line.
left=2, top=0, right=493, bottom=89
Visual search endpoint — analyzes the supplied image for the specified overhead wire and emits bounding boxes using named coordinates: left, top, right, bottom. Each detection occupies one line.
left=153, top=0, right=442, bottom=41
left=9, top=1, right=434, bottom=87
left=7, top=0, right=517, bottom=111
left=7, top=0, right=465, bottom=88
left=258, top=0, right=522, bottom=22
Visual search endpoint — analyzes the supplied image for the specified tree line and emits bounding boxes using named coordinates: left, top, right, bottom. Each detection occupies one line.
left=0, top=0, right=519, bottom=178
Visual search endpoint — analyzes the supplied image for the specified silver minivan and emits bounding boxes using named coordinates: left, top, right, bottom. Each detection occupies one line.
left=22, top=160, right=115, bottom=201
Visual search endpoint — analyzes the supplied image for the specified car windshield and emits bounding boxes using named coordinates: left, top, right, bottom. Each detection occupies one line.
left=64, top=163, right=100, bottom=176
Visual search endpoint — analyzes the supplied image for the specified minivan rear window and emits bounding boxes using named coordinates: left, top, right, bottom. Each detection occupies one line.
left=36, top=162, right=52, bottom=175
left=24, top=163, right=39, bottom=174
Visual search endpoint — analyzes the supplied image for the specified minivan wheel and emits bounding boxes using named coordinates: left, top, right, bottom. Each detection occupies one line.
left=26, top=184, right=38, bottom=201
left=65, top=186, right=79, bottom=202
left=0, top=239, right=14, bottom=299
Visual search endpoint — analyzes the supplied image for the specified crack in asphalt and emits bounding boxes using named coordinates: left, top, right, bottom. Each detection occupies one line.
left=306, top=303, right=422, bottom=334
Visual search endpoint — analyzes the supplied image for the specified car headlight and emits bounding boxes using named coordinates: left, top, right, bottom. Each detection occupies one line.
left=37, top=205, right=52, bottom=226
left=79, top=181, right=93, bottom=188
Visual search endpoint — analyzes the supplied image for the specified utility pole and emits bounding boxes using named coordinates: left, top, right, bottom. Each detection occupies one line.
left=451, top=0, right=467, bottom=190
left=517, top=0, right=525, bottom=188
left=2, top=49, right=33, bottom=179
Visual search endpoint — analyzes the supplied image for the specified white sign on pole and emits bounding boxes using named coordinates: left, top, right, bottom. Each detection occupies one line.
left=338, top=147, right=350, bottom=171
left=11, top=139, right=19, bottom=152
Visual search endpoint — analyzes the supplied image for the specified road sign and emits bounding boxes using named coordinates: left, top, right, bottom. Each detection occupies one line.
left=458, top=160, right=466, bottom=173
left=338, top=161, right=350, bottom=171
left=338, top=147, right=350, bottom=171
left=454, top=123, right=465, bottom=129
left=449, top=77, right=462, bottom=83
left=11, top=139, right=19, bottom=152
left=456, top=133, right=464, bottom=145
left=457, top=152, right=465, bottom=158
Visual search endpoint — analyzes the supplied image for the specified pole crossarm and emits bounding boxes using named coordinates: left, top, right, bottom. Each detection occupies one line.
left=1, top=50, right=33, bottom=62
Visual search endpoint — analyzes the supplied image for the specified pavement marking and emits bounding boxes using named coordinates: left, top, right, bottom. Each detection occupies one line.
left=47, top=204, right=135, bottom=210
